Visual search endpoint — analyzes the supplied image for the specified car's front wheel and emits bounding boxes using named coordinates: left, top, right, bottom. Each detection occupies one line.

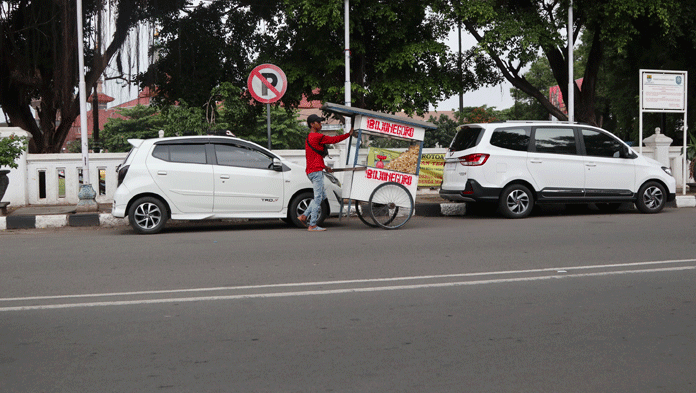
left=635, top=181, right=666, bottom=213
left=498, top=184, right=534, bottom=218
left=128, top=197, right=168, bottom=234
left=288, top=191, right=328, bottom=228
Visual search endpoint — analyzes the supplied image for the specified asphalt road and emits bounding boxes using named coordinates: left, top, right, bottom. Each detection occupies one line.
left=1, top=207, right=695, bottom=392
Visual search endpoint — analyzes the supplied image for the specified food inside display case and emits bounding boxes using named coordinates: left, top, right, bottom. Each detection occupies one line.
left=383, top=145, right=419, bottom=174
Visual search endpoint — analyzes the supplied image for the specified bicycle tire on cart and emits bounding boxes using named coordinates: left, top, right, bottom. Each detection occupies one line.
left=368, top=182, right=414, bottom=229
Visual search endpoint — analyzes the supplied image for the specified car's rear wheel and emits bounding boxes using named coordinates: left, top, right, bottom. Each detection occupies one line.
left=128, top=197, right=168, bottom=234
left=635, top=181, right=666, bottom=213
left=498, top=184, right=534, bottom=218
left=288, top=191, right=327, bottom=227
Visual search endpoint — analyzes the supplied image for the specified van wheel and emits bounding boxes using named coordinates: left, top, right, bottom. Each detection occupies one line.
left=289, top=191, right=327, bottom=227
left=128, top=197, right=168, bottom=234
left=635, top=181, right=666, bottom=213
left=499, top=184, right=534, bottom=218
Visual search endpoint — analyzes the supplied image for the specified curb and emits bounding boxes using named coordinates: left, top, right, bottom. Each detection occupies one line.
left=0, top=213, right=127, bottom=231
left=1, top=196, right=694, bottom=230
left=415, top=202, right=466, bottom=217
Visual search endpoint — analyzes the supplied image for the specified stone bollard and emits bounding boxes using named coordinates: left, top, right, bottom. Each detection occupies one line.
left=643, top=127, right=673, bottom=169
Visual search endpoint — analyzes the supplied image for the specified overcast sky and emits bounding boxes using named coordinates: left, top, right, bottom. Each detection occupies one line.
left=431, top=27, right=514, bottom=112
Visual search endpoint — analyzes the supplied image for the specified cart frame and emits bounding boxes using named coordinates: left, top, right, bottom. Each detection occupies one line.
left=321, top=103, right=437, bottom=229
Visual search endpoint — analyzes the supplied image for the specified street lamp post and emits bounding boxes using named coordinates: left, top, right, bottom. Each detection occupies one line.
left=76, top=0, right=98, bottom=212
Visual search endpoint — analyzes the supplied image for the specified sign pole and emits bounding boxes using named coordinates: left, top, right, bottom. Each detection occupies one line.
left=639, top=69, right=688, bottom=193
left=266, top=103, right=272, bottom=150
left=567, top=0, right=574, bottom=123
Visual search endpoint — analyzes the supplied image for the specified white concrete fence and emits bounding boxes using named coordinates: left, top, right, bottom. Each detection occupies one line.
left=0, top=126, right=691, bottom=208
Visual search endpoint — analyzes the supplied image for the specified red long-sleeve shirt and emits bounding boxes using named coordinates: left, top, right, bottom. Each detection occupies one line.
left=305, top=132, right=352, bottom=175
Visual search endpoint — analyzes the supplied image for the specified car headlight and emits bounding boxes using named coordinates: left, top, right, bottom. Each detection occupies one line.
left=662, top=166, right=673, bottom=176
left=324, top=171, right=341, bottom=187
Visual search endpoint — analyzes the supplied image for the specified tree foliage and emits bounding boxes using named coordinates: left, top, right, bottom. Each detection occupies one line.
left=99, top=105, right=165, bottom=152
left=260, top=0, right=466, bottom=116
left=0, top=0, right=185, bottom=153
left=426, top=106, right=504, bottom=148
left=140, top=1, right=276, bottom=110
left=434, top=0, right=685, bottom=127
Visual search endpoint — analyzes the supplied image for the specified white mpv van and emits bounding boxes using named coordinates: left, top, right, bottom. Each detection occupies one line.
left=439, top=122, right=676, bottom=218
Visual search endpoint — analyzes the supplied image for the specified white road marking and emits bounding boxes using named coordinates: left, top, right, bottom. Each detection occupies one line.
left=1, top=258, right=695, bottom=312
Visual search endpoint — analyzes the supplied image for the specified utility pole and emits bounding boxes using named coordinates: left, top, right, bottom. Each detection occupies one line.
left=567, top=0, right=574, bottom=123
left=76, top=0, right=97, bottom=211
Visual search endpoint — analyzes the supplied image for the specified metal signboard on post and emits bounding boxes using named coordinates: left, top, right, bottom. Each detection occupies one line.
left=247, top=64, right=287, bottom=149
left=639, top=69, right=688, bottom=194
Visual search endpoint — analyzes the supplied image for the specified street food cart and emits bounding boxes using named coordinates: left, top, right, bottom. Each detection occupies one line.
left=321, top=103, right=437, bottom=229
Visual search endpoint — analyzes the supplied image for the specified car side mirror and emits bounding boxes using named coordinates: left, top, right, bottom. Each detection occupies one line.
left=271, top=158, right=283, bottom=171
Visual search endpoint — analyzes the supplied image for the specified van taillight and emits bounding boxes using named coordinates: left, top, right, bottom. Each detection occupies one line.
left=459, top=153, right=489, bottom=166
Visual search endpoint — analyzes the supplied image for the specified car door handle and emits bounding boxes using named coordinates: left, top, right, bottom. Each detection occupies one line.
left=220, top=175, right=230, bottom=179
left=157, top=171, right=167, bottom=175
left=530, top=160, right=543, bottom=164
left=585, top=163, right=597, bottom=167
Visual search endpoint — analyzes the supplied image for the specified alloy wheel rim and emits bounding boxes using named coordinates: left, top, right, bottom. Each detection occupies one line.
left=507, top=190, right=529, bottom=214
left=134, top=202, right=161, bottom=229
left=643, top=186, right=664, bottom=209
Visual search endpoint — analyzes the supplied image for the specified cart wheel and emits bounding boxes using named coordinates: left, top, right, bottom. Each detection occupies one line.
left=368, top=182, right=414, bottom=229
left=355, top=200, right=378, bottom=227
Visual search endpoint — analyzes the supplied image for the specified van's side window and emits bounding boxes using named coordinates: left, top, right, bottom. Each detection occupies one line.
left=490, top=127, right=531, bottom=151
left=533, top=128, right=577, bottom=155
left=582, top=129, right=624, bottom=158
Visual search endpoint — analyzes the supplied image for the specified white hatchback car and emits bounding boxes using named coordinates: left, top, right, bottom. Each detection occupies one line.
left=440, top=122, right=676, bottom=218
left=112, top=135, right=342, bottom=233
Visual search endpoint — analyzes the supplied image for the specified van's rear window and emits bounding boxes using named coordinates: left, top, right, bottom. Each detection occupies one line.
left=450, top=126, right=485, bottom=151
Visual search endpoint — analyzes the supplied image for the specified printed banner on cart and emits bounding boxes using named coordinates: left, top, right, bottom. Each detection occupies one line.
left=418, top=152, right=445, bottom=187
left=366, top=148, right=444, bottom=187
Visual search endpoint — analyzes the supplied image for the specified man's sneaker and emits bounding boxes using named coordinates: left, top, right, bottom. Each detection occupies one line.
left=307, top=226, right=326, bottom=232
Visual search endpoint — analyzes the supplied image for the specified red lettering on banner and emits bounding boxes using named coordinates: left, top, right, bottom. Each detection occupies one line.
left=365, top=169, right=413, bottom=186
left=364, top=117, right=415, bottom=138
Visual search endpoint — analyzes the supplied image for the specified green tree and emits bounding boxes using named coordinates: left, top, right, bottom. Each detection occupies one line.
left=425, top=114, right=459, bottom=148
left=158, top=102, right=210, bottom=138
left=0, top=0, right=186, bottom=153
left=426, top=106, right=504, bottom=148
left=99, top=105, right=165, bottom=152
left=504, top=56, right=559, bottom=121
left=264, top=0, right=463, bottom=116
left=596, top=6, right=696, bottom=144
left=434, top=0, right=684, bottom=126
left=140, top=1, right=275, bottom=109
left=243, top=106, right=308, bottom=150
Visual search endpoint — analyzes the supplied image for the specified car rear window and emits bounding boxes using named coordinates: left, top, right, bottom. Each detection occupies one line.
left=152, top=144, right=208, bottom=164
left=449, top=126, right=485, bottom=151
left=490, top=127, right=531, bottom=152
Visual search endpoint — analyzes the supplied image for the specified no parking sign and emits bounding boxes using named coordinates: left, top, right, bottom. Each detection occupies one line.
left=247, top=64, right=287, bottom=104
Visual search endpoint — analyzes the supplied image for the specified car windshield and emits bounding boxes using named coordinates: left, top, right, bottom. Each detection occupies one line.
left=450, top=126, right=485, bottom=151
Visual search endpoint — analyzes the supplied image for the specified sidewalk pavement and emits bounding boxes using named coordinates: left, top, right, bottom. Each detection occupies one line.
left=1, top=190, right=695, bottom=231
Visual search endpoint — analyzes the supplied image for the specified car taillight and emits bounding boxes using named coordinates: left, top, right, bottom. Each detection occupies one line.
left=458, top=153, right=489, bottom=166
left=117, top=165, right=129, bottom=187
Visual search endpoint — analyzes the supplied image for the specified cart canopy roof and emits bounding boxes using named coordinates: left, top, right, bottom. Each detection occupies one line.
left=321, top=102, right=437, bottom=130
